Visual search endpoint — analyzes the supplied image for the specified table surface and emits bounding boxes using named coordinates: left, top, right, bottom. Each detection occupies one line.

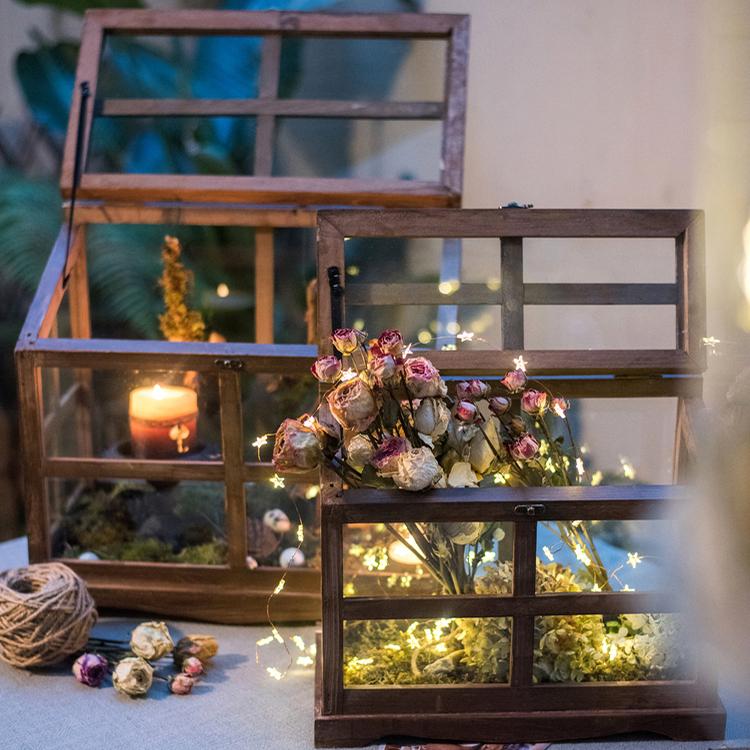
left=1, top=537, right=748, bottom=750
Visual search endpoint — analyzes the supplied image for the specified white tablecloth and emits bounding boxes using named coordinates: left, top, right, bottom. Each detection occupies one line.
left=0, top=538, right=747, bottom=750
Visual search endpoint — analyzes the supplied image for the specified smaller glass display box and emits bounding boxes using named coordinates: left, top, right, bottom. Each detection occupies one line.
left=14, top=9, right=469, bottom=623
left=313, top=208, right=725, bottom=745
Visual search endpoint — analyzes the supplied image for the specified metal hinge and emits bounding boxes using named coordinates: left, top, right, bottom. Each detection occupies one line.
left=214, top=358, right=244, bottom=371
left=514, top=503, right=546, bottom=517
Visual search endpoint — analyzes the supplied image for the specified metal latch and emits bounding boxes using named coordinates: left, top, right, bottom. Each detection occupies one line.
left=514, top=503, right=546, bottom=517
left=214, top=358, right=244, bottom=371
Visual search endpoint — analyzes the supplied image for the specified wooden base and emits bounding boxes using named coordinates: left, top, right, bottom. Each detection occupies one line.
left=313, top=639, right=726, bottom=748
left=63, top=559, right=321, bottom=624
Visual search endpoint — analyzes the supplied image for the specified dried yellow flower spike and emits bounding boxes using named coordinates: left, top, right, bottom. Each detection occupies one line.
left=158, top=235, right=206, bottom=343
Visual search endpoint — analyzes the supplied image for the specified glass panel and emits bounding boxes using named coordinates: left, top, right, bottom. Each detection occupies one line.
left=533, top=613, right=693, bottom=683
left=273, top=118, right=441, bottom=181
left=524, top=305, right=676, bottom=350
left=42, top=367, right=221, bottom=460
left=343, top=521, right=514, bottom=597
left=344, top=617, right=512, bottom=686
left=245, top=480, right=319, bottom=570
left=89, top=116, right=258, bottom=175
left=242, top=372, right=318, bottom=463
left=279, top=37, right=446, bottom=102
left=85, top=224, right=314, bottom=345
left=524, top=238, right=676, bottom=284
left=536, top=520, right=676, bottom=594
left=48, top=478, right=226, bottom=565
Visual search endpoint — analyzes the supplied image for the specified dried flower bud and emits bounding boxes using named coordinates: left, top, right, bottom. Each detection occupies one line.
left=371, top=435, right=411, bottom=476
left=510, top=434, right=539, bottom=461
left=456, top=379, right=490, bottom=400
left=403, top=357, right=447, bottom=398
left=508, top=415, right=526, bottom=434
left=392, top=447, right=443, bottom=491
left=501, top=369, right=527, bottom=392
left=181, top=656, right=204, bottom=678
left=310, top=355, right=341, bottom=383
left=169, top=673, right=195, bottom=695
left=272, top=418, right=321, bottom=473
left=414, top=397, right=450, bottom=438
left=326, top=378, right=378, bottom=432
left=368, top=351, right=397, bottom=382
left=454, top=400, right=478, bottom=423
left=331, top=328, right=366, bottom=354
left=130, top=621, right=174, bottom=660
left=112, top=657, right=153, bottom=697
left=174, top=635, right=219, bottom=667
left=376, top=328, right=404, bottom=357
left=347, top=433, right=375, bottom=468
left=521, top=389, right=548, bottom=415
left=488, top=396, right=511, bottom=416
left=551, top=396, right=569, bottom=418
left=72, top=653, right=108, bottom=688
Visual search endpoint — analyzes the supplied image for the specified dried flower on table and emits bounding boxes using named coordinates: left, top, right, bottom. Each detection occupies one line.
left=174, top=634, right=219, bottom=667
left=72, top=653, right=108, bottom=687
left=130, top=621, right=174, bottom=660
left=181, top=656, right=204, bottom=678
left=112, top=656, right=153, bottom=697
left=169, top=673, right=195, bottom=695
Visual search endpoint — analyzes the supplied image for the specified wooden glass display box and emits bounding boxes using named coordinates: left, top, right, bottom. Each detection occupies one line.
left=314, top=208, right=725, bottom=745
left=14, top=9, right=469, bottom=623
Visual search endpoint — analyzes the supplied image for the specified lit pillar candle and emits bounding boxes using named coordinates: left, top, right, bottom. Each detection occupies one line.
left=129, top=384, right=198, bottom=459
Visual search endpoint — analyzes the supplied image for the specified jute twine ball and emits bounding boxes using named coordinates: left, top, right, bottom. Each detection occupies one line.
left=0, top=563, right=97, bottom=668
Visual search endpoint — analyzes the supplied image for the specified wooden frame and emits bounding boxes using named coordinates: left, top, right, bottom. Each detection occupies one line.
left=61, top=9, right=469, bottom=207
left=15, top=205, right=325, bottom=624
left=313, top=208, right=724, bottom=746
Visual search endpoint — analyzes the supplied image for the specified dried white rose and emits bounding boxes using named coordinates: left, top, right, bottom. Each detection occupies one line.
left=112, top=657, right=154, bottom=697
left=443, top=521, right=485, bottom=545
left=347, top=434, right=375, bottom=467
left=469, top=416, right=501, bottom=475
left=447, top=461, right=479, bottom=488
left=392, top=447, right=442, bottom=491
left=414, top=398, right=450, bottom=439
left=130, top=621, right=173, bottom=660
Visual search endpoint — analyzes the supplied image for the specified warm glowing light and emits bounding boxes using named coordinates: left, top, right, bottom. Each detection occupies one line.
left=434, top=643, right=448, bottom=653
left=353, top=318, right=366, bottom=331
left=270, top=474, right=285, bottom=489
left=291, top=635, right=306, bottom=652
left=591, top=583, right=601, bottom=592
left=441, top=343, right=457, bottom=351
left=256, top=635, right=274, bottom=646
left=252, top=435, right=268, bottom=449
left=346, top=265, right=360, bottom=276
left=619, top=457, right=636, bottom=480
left=513, top=355, right=528, bottom=372
left=621, top=584, right=635, bottom=592
left=438, top=279, right=460, bottom=296
left=267, top=667, right=282, bottom=680
left=486, top=276, right=501, bottom=291
left=446, top=321, right=461, bottom=335
left=417, top=329, right=432, bottom=344
left=388, top=538, right=421, bottom=566
left=574, top=544, right=592, bottom=567
left=302, top=415, right=316, bottom=429
left=609, top=643, right=618, bottom=661
left=591, top=470, right=603, bottom=486
left=340, top=368, right=358, bottom=382
left=576, top=457, right=585, bottom=476
left=627, top=551, right=643, bottom=569
left=297, top=655, right=314, bottom=667
left=297, top=525, right=304, bottom=543
left=216, top=282, right=230, bottom=298
left=273, top=579, right=285, bottom=595
left=740, top=220, right=750, bottom=329
left=272, top=627, right=284, bottom=643
left=305, top=485, right=319, bottom=499
left=403, top=343, right=413, bottom=356
left=384, top=644, right=401, bottom=651
left=542, top=545, right=555, bottom=562
left=456, top=330, right=474, bottom=343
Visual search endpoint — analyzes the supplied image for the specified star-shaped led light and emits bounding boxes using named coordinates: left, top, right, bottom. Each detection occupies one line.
left=270, top=474, right=285, bottom=489
left=252, top=435, right=268, bottom=449
left=626, top=551, right=643, bottom=569
left=457, top=330, right=475, bottom=343
left=513, top=355, right=527, bottom=372
left=340, top=368, right=358, bottom=382
left=591, top=583, right=602, bottom=592
left=621, top=584, right=635, bottom=592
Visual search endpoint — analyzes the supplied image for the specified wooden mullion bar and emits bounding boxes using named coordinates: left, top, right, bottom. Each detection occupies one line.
left=219, top=371, right=248, bottom=568
left=44, top=456, right=225, bottom=481
left=321, top=495, right=344, bottom=714
left=254, top=34, right=282, bottom=176
left=319, top=208, right=698, bottom=239
left=342, top=591, right=672, bottom=620
left=346, top=282, right=499, bottom=306
left=682, top=214, right=707, bottom=369
left=523, top=283, right=678, bottom=305
left=316, top=216, right=345, bottom=352
left=511, top=519, right=536, bottom=687
left=100, top=98, right=444, bottom=119
left=93, top=9, right=463, bottom=38
left=501, top=237, right=524, bottom=349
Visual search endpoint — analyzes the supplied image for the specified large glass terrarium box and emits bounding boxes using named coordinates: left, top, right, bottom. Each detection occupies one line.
left=313, top=208, right=726, bottom=746
left=14, top=9, right=469, bottom=624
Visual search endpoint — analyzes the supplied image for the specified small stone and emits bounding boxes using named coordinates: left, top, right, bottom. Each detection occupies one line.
left=78, top=551, right=100, bottom=561
left=279, top=547, right=305, bottom=568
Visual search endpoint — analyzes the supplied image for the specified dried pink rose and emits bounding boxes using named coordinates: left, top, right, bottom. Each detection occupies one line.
left=376, top=329, right=404, bottom=357
left=403, top=357, right=447, bottom=398
left=272, top=418, right=321, bottom=473
left=521, top=389, right=548, bottom=415
left=181, top=656, right=204, bottom=678
left=326, top=378, right=378, bottom=432
left=368, top=350, right=397, bottom=382
left=72, top=653, right=108, bottom=688
left=454, top=400, right=478, bottom=423
left=331, top=328, right=366, bottom=355
left=488, top=396, right=511, bottom=416
left=371, top=435, right=411, bottom=475
left=510, top=433, right=539, bottom=460
left=456, top=379, right=490, bottom=400
left=310, top=355, right=341, bottom=383
left=169, top=673, right=195, bottom=695
left=501, top=369, right=527, bottom=392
